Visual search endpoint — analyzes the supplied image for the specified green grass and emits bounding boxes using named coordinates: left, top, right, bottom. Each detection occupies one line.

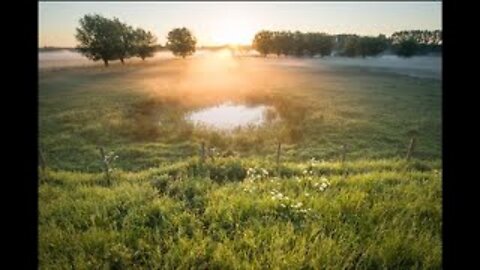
left=39, top=55, right=441, bottom=268
left=39, top=57, right=441, bottom=172
left=39, top=158, right=441, bottom=269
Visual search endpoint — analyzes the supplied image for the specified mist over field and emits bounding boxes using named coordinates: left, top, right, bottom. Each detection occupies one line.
left=38, top=3, right=442, bottom=269
left=39, top=49, right=441, bottom=80
left=39, top=46, right=442, bottom=269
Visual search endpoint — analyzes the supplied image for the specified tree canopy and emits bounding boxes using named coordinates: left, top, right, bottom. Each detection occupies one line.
left=75, top=14, right=158, bottom=66
left=253, top=31, right=335, bottom=58
left=75, top=14, right=124, bottom=66
left=252, top=29, right=441, bottom=58
left=252, top=31, right=274, bottom=57
left=166, top=27, right=197, bottom=58
left=132, top=28, right=157, bottom=60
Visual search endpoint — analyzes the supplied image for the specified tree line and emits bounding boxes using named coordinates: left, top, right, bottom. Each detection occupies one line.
left=74, top=14, right=441, bottom=66
left=252, top=31, right=335, bottom=58
left=390, top=30, right=442, bottom=57
left=75, top=14, right=196, bottom=66
left=252, top=30, right=442, bottom=58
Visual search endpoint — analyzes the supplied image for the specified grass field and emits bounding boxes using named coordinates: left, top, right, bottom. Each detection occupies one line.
left=39, top=51, right=442, bottom=268
left=39, top=52, right=441, bottom=171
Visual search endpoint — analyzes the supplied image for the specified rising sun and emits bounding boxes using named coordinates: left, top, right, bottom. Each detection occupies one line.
left=211, top=19, right=256, bottom=45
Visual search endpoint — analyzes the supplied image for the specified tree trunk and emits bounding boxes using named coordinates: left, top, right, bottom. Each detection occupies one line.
left=141, top=56, right=145, bottom=61
left=120, top=58, right=125, bottom=64
left=103, top=59, right=109, bottom=67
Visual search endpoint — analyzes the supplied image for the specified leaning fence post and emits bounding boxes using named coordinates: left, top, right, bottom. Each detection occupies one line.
left=276, top=142, right=282, bottom=173
left=406, top=136, right=417, bottom=161
left=406, top=130, right=419, bottom=161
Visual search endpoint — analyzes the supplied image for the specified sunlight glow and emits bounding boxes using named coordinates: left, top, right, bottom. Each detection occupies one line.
left=210, top=18, right=256, bottom=45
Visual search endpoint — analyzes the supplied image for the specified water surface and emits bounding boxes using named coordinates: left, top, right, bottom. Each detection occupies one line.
left=186, top=102, right=275, bottom=130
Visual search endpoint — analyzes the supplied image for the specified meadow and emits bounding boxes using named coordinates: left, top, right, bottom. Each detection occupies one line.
left=39, top=51, right=441, bottom=171
left=39, top=50, right=442, bottom=268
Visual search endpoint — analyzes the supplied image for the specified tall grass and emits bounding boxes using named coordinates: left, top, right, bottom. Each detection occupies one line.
left=39, top=158, right=441, bottom=269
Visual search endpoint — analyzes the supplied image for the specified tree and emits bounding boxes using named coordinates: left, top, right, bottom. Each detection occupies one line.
left=113, top=18, right=135, bottom=64
left=292, top=31, right=306, bottom=57
left=342, top=35, right=360, bottom=57
left=252, top=30, right=273, bottom=57
left=132, top=28, right=157, bottom=60
left=166, top=27, right=197, bottom=58
left=305, top=33, right=333, bottom=57
left=271, top=31, right=283, bottom=57
left=356, top=35, right=389, bottom=57
left=279, top=31, right=295, bottom=56
left=394, top=38, right=419, bottom=57
left=75, top=14, right=124, bottom=67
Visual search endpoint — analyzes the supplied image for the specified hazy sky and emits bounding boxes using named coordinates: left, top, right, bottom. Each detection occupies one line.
left=39, top=1, right=442, bottom=47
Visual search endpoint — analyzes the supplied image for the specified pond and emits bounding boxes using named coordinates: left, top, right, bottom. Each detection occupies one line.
left=186, top=102, right=277, bottom=130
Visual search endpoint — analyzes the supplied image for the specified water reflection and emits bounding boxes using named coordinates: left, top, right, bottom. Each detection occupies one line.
left=186, top=102, right=275, bottom=130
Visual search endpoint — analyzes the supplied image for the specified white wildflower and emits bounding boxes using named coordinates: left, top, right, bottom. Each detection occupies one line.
left=293, top=202, right=303, bottom=208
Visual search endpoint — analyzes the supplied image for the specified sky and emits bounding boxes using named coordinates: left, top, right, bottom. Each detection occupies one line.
left=39, top=1, right=442, bottom=47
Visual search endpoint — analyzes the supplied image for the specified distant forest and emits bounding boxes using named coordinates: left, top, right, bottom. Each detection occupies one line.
left=40, top=28, right=441, bottom=59
left=252, top=30, right=442, bottom=58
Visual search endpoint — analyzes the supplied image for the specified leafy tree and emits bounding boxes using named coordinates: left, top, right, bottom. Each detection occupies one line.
left=252, top=30, right=274, bottom=57
left=292, top=31, right=307, bottom=57
left=394, top=38, right=419, bottom=57
left=279, top=31, right=295, bottom=56
left=132, top=28, right=157, bottom=60
left=342, top=35, right=360, bottom=57
left=75, top=14, right=124, bottom=67
left=356, top=35, right=389, bottom=57
left=308, top=33, right=333, bottom=57
left=113, top=18, right=135, bottom=64
left=390, top=30, right=441, bottom=55
left=271, top=31, right=283, bottom=57
left=318, top=34, right=334, bottom=57
left=166, top=27, right=197, bottom=58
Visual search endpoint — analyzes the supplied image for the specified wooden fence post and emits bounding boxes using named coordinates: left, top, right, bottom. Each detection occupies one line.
left=406, top=136, right=417, bottom=161
left=276, top=142, right=282, bottom=173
